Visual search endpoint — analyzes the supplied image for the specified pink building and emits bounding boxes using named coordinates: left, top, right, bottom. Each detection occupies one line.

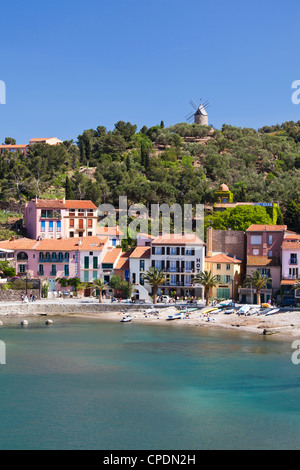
left=239, top=224, right=288, bottom=303
left=25, top=198, right=97, bottom=240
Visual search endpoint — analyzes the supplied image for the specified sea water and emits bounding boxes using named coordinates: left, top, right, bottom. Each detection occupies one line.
left=0, top=316, right=300, bottom=450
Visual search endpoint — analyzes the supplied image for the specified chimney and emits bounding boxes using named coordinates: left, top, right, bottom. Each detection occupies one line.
left=206, top=226, right=213, bottom=257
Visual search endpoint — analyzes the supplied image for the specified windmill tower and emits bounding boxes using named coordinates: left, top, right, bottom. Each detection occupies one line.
left=186, top=99, right=210, bottom=126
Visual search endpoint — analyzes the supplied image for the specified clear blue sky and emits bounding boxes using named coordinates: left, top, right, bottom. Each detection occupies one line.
left=1, top=0, right=300, bottom=144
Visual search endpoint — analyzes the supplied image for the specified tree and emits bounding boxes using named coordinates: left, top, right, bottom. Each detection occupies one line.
left=243, top=270, right=271, bottom=306
left=143, top=267, right=167, bottom=304
left=65, top=176, right=74, bottom=200
left=4, top=137, right=16, bottom=145
left=0, top=260, right=16, bottom=278
left=192, top=270, right=217, bottom=306
left=284, top=200, right=300, bottom=232
left=90, top=278, right=108, bottom=303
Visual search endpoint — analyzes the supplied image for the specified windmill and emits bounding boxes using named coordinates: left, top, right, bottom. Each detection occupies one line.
left=186, top=98, right=210, bottom=126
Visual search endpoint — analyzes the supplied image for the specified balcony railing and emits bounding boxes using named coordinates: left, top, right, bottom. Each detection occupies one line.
left=289, top=259, right=298, bottom=265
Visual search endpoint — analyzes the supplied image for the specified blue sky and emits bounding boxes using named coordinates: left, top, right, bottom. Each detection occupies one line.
left=1, top=0, right=300, bottom=143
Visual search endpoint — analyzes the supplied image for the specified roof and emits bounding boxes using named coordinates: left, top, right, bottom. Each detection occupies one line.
left=0, top=144, right=29, bottom=149
left=281, top=279, right=298, bottom=285
left=130, top=247, right=151, bottom=259
left=205, top=253, right=242, bottom=264
left=115, top=252, right=130, bottom=270
left=0, top=238, right=37, bottom=250
left=219, top=183, right=229, bottom=191
left=282, top=240, right=300, bottom=250
left=30, top=199, right=97, bottom=210
left=63, top=200, right=97, bottom=209
left=247, top=255, right=279, bottom=266
left=102, top=248, right=122, bottom=264
left=152, top=233, right=204, bottom=245
left=137, top=232, right=155, bottom=239
left=0, top=236, right=109, bottom=253
left=96, top=226, right=123, bottom=236
left=246, top=225, right=287, bottom=232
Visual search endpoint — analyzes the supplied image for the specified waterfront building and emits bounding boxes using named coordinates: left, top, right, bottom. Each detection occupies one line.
left=205, top=253, right=242, bottom=300
left=280, top=233, right=300, bottom=304
left=25, top=198, right=97, bottom=240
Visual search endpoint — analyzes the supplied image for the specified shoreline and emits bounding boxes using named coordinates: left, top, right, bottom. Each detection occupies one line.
left=0, top=299, right=299, bottom=341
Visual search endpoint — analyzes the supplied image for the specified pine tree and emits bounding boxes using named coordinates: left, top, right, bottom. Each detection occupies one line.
left=65, top=176, right=74, bottom=200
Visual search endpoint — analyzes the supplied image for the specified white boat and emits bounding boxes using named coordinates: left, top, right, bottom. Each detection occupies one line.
left=237, top=305, right=250, bottom=315
left=265, top=308, right=280, bottom=316
left=120, top=315, right=132, bottom=323
left=247, top=308, right=260, bottom=316
left=224, top=308, right=235, bottom=314
left=166, top=312, right=184, bottom=321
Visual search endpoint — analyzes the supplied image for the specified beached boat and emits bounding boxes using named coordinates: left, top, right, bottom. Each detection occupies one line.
left=265, top=308, right=280, bottom=316
left=246, top=308, right=260, bottom=316
left=224, top=308, right=235, bottom=314
left=237, top=305, right=250, bottom=315
left=203, top=307, right=219, bottom=314
left=166, top=312, right=184, bottom=321
left=258, top=307, right=273, bottom=315
left=120, top=315, right=132, bottom=323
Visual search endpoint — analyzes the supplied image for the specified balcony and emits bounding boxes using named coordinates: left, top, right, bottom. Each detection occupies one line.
left=289, top=259, right=298, bottom=265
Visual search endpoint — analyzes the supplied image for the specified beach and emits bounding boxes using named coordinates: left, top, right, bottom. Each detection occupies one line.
left=0, top=299, right=299, bottom=341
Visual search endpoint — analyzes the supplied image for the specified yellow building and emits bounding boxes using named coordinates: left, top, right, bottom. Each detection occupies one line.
left=205, top=253, right=242, bottom=300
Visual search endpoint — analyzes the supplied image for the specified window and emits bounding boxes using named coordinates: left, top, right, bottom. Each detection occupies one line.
left=88, top=219, right=92, bottom=228
left=50, top=265, right=56, bottom=276
left=268, top=235, right=273, bottom=245
left=140, top=273, right=144, bottom=286
left=70, top=232, right=74, bottom=237
left=41, top=221, right=45, bottom=232
left=64, top=265, right=69, bottom=277
left=132, top=273, right=136, bottom=284
left=112, top=239, right=116, bottom=247
left=39, top=253, right=44, bottom=262
left=58, top=252, right=63, bottom=262
left=84, top=271, right=89, bottom=282
left=93, top=257, right=98, bottom=269
left=51, top=252, right=57, bottom=261
left=57, top=220, right=61, bottom=232
left=291, top=254, right=298, bottom=265
left=170, top=261, right=177, bottom=272
left=155, top=260, right=162, bottom=270
left=268, top=250, right=272, bottom=257
left=17, top=251, right=28, bottom=261
left=45, top=252, right=50, bottom=262
left=69, top=219, right=74, bottom=228
left=93, top=271, right=97, bottom=280
left=170, top=274, right=176, bottom=286
left=253, top=248, right=259, bottom=255
left=251, top=235, right=262, bottom=245
left=170, top=247, right=177, bottom=255
left=79, top=219, right=84, bottom=229
left=226, top=275, right=231, bottom=283
left=64, top=252, right=69, bottom=262
left=18, top=264, right=26, bottom=273
left=155, top=247, right=162, bottom=255
left=217, top=264, right=221, bottom=270
left=84, top=256, right=89, bottom=269
left=140, top=260, right=145, bottom=272
left=226, top=264, right=231, bottom=270
left=49, top=221, right=53, bottom=232
left=289, top=268, right=298, bottom=279
left=185, top=261, right=192, bottom=272
left=88, top=232, right=92, bottom=237
left=216, top=275, right=221, bottom=282
left=38, top=265, right=44, bottom=275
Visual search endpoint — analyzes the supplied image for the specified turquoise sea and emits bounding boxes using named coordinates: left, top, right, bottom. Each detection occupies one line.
left=0, top=316, right=300, bottom=450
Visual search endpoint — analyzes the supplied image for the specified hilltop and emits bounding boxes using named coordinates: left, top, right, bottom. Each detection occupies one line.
left=1, top=120, right=300, bottom=234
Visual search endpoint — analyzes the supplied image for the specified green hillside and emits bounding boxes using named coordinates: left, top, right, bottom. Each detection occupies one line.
left=1, top=120, right=300, bottom=233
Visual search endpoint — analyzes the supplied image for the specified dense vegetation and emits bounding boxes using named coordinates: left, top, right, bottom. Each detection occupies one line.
left=1, top=119, right=300, bottom=233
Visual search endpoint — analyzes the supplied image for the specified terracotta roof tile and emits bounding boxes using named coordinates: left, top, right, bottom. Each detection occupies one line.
left=152, top=233, right=204, bottom=245
left=246, top=224, right=287, bottom=232
left=0, top=238, right=37, bottom=250
left=247, top=255, right=279, bottom=266
left=115, top=253, right=130, bottom=270
left=96, top=226, right=123, bottom=236
left=64, top=200, right=97, bottom=209
left=102, top=248, right=122, bottom=264
left=205, top=253, right=242, bottom=264
left=31, top=199, right=97, bottom=209
left=282, top=240, right=300, bottom=250
left=129, top=247, right=151, bottom=259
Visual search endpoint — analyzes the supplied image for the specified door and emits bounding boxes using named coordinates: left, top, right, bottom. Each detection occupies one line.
left=48, top=279, right=56, bottom=291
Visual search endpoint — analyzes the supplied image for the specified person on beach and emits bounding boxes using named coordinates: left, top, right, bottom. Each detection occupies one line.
left=21, top=294, right=24, bottom=302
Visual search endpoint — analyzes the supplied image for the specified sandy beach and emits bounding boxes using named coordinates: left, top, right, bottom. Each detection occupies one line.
left=69, top=305, right=300, bottom=341
left=0, top=299, right=299, bottom=341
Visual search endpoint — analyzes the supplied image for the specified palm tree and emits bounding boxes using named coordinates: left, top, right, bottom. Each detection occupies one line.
left=243, top=270, right=272, bottom=306
left=90, top=278, right=108, bottom=303
left=143, top=267, right=167, bottom=304
left=192, top=270, right=217, bottom=306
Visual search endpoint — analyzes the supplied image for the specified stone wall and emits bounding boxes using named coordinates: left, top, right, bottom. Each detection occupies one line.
left=0, top=288, right=41, bottom=302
